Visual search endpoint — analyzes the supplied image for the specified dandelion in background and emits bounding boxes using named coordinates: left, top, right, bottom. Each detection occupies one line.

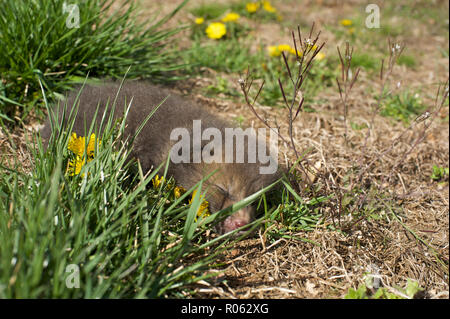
left=340, top=19, right=353, bottom=26
left=206, top=22, right=227, bottom=39
left=194, top=17, right=204, bottom=25
left=277, top=44, right=292, bottom=53
left=289, top=46, right=300, bottom=56
left=222, top=12, right=240, bottom=22
left=246, top=2, right=260, bottom=13
left=267, top=45, right=281, bottom=57
left=262, top=1, right=276, bottom=13
left=316, top=52, right=326, bottom=61
left=268, top=44, right=306, bottom=57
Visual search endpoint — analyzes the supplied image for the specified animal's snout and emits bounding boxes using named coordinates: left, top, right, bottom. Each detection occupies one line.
left=223, top=217, right=248, bottom=233
left=218, top=206, right=255, bottom=235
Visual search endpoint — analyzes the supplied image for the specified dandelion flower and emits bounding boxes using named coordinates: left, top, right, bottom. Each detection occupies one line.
left=222, top=12, right=240, bottom=22
left=174, top=186, right=186, bottom=199
left=262, top=1, right=276, bottom=13
left=152, top=175, right=165, bottom=189
left=68, top=132, right=100, bottom=159
left=189, top=189, right=211, bottom=220
left=246, top=2, right=260, bottom=13
left=340, top=19, right=353, bottom=26
left=68, top=132, right=85, bottom=157
left=67, top=155, right=85, bottom=176
left=66, top=132, right=100, bottom=176
left=206, top=22, right=227, bottom=39
left=86, top=133, right=100, bottom=158
left=316, top=52, right=326, bottom=61
left=277, top=44, right=292, bottom=53
left=194, top=17, right=204, bottom=25
left=267, top=45, right=280, bottom=57
left=289, top=46, right=302, bottom=56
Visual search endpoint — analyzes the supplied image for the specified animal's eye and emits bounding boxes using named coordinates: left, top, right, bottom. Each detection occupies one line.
left=215, top=185, right=228, bottom=196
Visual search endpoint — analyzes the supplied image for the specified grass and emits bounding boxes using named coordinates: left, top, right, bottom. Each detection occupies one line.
left=0, top=0, right=188, bottom=125
left=183, top=37, right=258, bottom=74
left=351, top=53, right=379, bottom=71
left=344, top=279, right=424, bottom=299
left=380, top=90, right=426, bottom=124
left=397, top=54, right=417, bottom=68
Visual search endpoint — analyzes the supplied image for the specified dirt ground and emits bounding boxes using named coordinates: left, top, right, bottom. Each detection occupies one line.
left=1, top=0, right=448, bottom=298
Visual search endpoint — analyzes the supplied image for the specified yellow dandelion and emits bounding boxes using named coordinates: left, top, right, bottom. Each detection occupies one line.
left=246, top=2, right=260, bottom=13
left=196, top=201, right=210, bottom=219
left=86, top=133, right=100, bottom=158
left=68, top=132, right=85, bottom=157
left=348, top=27, right=355, bottom=35
left=194, top=17, right=204, bottom=25
left=262, top=1, right=276, bottom=13
left=152, top=175, right=165, bottom=189
left=316, top=52, right=326, bottom=61
left=222, top=12, right=240, bottom=22
left=68, top=132, right=100, bottom=159
left=189, top=189, right=211, bottom=220
left=267, top=45, right=280, bottom=57
left=205, top=22, right=227, bottom=39
left=174, top=186, right=186, bottom=199
left=340, top=19, right=353, bottom=27
left=289, top=46, right=302, bottom=56
left=66, top=132, right=101, bottom=177
left=67, top=155, right=85, bottom=176
left=278, top=44, right=292, bottom=53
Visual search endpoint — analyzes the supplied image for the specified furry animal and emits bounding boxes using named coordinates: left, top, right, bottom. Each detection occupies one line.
left=40, top=81, right=280, bottom=234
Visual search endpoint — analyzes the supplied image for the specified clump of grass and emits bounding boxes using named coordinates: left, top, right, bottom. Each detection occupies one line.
left=397, top=54, right=417, bottom=68
left=345, top=279, right=425, bottom=299
left=0, top=0, right=188, bottom=125
left=190, top=2, right=229, bottom=20
left=430, top=165, right=449, bottom=182
left=380, top=90, right=426, bottom=124
left=183, top=38, right=258, bottom=74
left=351, top=53, right=379, bottom=71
